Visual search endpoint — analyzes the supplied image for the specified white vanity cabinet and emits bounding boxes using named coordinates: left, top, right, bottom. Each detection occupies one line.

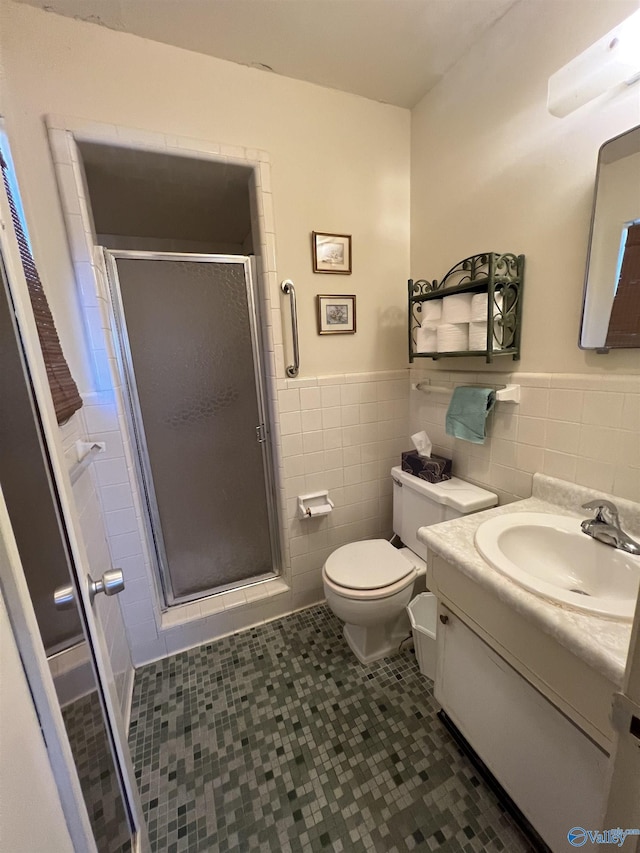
left=419, top=477, right=638, bottom=852
left=429, top=553, right=617, bottom=749
left=436, top=604, right=608, bottom=852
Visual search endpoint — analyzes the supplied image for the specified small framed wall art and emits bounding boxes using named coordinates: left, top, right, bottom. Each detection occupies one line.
left=312, top=231, right=352, bottom=274
left=316, top=294, right=357, bottom=335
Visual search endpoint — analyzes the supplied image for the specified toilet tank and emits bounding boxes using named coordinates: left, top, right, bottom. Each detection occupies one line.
left=391, top=466, right=497, bottom=560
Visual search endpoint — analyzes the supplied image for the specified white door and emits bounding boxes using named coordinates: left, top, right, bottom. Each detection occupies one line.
left=0, top=170, right=149, bottom=851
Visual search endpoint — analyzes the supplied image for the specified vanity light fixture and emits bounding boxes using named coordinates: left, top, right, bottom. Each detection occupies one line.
left=548, top=8, right=640, bottom=117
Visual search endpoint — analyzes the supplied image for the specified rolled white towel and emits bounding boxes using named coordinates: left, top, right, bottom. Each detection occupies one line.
left=420, top=299, right=442, bottom=323
left=470, top=291, right=503, bottom=322
left=416, top=323, right=438, bottom=352
left=441, top=293, right=473, bottom=323
left=437, top=322, right=469, bottom=352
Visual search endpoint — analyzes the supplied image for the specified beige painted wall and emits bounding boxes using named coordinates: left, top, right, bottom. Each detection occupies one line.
left=411, top=0, right=640, bottom=375
left=0, top=0, right=410, bottom=389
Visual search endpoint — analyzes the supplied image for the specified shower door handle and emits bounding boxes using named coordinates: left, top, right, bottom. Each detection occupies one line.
left=54, top=569, right=125, bottom=610
left=281, top=279, right=299, bottom=378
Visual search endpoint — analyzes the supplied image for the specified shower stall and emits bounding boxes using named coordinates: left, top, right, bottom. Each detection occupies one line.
left=104, top=251, right=281, bottom=607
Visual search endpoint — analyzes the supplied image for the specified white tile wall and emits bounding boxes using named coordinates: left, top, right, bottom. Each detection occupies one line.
left=410, top=367, right=640, bottom=505
left=277, top=369, right=410, bottom=609
left=59, top=413, right=134, bottom=719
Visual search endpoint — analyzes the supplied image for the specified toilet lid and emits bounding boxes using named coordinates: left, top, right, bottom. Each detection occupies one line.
left=324, top=539, right=415, bottom=590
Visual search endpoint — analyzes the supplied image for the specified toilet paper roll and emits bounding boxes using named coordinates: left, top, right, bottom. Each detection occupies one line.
left=470, top=292, right=503, bottom=322
left=307, top=504, right=332, bottom=517
left=436, top=322, right=469, bottom=352
left=469, top=320, right=504, bottom=351
left=469, top=321, right=488, bottom=351
left=441, top=293, right=473, bottom=323
left=416, top=324, right=438, bottom=352
left=420, top=299, right=442, bottom=323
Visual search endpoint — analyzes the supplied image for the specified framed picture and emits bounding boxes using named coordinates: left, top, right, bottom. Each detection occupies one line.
left=312, top=232, right=352, bottom=274
left=316, top=294, right=356, bottom=335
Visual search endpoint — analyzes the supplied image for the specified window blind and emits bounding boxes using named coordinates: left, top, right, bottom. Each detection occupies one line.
left=1, top=153, right=83, bottom=423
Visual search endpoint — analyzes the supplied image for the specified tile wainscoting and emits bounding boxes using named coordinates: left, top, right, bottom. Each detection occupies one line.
left=59, top=412, right=134, bottom=719
left=410, top=367, right=640, bottom=506
left=275, top=369, right=410, bottom=598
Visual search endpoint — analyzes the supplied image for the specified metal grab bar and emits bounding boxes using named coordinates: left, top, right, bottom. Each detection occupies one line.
left=281, top=279, right=299, bottom=377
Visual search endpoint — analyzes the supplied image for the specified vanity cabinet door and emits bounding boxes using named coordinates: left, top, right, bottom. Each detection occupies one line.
left=435, top=606, right=608, bottom=852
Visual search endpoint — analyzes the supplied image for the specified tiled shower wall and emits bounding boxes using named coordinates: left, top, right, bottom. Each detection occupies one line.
left=410, top=367, right=640, bottom=506
left=59, top=412, right=134, bottom=719
left=47, top=116, right=413, bottom=667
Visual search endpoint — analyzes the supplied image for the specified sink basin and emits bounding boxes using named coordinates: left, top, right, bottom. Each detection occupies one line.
left=474, top=512, right=640, bottom=620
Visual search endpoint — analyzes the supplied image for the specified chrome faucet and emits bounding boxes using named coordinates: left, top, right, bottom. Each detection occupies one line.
left=580, top=499, right=640, bottom=555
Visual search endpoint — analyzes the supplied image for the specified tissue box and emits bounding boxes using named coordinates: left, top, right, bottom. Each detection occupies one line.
left=401, top=450, right=452, bottom=483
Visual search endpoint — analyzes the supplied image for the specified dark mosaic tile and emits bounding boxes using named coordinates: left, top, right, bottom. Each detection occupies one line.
left=62, top=691, right=132, bottom=853
left=128, top=605, right=536, bottom=852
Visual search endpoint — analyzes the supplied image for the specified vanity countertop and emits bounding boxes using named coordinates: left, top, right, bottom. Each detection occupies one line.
left=417, top=473, right=639, bottom=687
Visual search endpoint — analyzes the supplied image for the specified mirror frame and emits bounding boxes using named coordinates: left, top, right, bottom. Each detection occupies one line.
left=579, top=123, right=640, bottom=352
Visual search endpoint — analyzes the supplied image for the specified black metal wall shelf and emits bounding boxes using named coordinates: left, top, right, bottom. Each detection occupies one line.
left=408, top=252, right=525, bottom=364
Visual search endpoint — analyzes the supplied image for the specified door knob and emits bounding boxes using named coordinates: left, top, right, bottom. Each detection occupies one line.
left=53, top=569, right=125, bottom=610
left=89, top=569, right=125, bottom=602
left=54, top=583, right=75, bottom=610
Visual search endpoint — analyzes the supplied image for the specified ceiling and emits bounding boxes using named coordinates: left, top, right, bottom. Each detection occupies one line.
left=14, top=0, right=518, bottom=108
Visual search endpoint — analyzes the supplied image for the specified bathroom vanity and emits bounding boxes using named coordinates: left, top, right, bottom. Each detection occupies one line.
left=418, top=474, right=639, bottom=853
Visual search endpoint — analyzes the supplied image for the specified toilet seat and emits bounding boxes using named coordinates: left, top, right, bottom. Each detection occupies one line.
left=322, top=568, right=416, bottom=601
left=323, top=539, right=416, bottom=601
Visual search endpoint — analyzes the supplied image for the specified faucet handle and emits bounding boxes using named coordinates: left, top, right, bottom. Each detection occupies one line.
left=581, top=499, right=620, bottom=526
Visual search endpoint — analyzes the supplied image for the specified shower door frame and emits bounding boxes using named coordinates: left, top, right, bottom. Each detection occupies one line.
left=104, top=250, right=282, bottom=608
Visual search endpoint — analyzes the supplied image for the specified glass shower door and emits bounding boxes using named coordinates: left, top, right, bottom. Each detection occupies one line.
left=106, top=253, right=279, bottom=605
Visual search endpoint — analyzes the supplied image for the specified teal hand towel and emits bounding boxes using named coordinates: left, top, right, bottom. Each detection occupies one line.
left=445, top=387, right=496, bottom=444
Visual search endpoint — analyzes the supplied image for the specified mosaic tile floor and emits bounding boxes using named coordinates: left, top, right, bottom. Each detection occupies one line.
left=62, top=690, right=132, bottom=853
left=129, top=605, right=536, bottom=852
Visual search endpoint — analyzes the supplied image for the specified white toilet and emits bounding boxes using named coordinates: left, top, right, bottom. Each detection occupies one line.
left=323, top=465, right=497, bottom=664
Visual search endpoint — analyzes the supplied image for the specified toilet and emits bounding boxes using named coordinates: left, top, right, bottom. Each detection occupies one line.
left=323, top=465, right=497, bottom=664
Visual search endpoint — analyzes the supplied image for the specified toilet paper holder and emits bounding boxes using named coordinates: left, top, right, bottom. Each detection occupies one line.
left=298, top=490, right=334, bottom=519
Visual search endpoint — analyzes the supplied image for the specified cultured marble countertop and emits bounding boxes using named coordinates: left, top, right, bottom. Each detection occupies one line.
left=417, top=473, right=640, bottom=687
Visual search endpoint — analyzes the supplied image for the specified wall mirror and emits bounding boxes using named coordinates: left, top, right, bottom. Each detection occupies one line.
left=580, top=124, right=640, bottom=351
